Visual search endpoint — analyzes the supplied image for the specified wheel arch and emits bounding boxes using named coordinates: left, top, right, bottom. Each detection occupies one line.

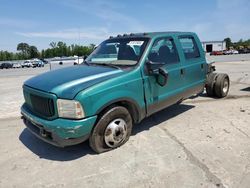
left=96, top=98, right=144, bottom=124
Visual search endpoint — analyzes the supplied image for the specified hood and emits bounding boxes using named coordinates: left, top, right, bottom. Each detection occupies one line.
left=24, top=65, right=124, bottom=99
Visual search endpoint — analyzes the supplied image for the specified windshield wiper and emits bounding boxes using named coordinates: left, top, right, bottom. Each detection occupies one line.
left=91, top=63, right=121, bottom=69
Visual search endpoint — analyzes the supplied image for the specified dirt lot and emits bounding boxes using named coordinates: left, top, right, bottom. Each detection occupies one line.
left=0, top=56, right=250, bottom=188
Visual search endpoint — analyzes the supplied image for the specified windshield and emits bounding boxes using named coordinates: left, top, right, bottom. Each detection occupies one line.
left=86, top=37, right=149, bottom=66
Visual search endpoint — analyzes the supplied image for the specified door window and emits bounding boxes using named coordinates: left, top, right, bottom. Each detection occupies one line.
left=148, top=38, right=179, bottom=64
left=179, top=37, right=200, bottom=59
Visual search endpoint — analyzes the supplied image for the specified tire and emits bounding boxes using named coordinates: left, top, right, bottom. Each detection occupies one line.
left=205, top=73, right=217, bottom=97
left=89, top=106, right=133, bottom=153
left=214, top=73, right=230, bottom=98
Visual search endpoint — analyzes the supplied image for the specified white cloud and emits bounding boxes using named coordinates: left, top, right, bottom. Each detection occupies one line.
left=16, top=27, right=111, bottom=40
left=163, top=0, right=250, bottom=41
left=0, top=18, right=37, bottom=28
left=212, top=0, right=250, bottom=40
left=16, top=0, right=148, bottom=41
left=55, top=0, right=147, bottom=32
left=3, top=0, right=250, bottom=52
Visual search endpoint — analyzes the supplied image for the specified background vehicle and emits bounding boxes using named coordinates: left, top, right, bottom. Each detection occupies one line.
left=22, top=61, right=33, bottom=68
left=50, top=56, right=84, bottom=66
left=238, top=48, right=250, bottom=54
left=0, top=62, right=13, bottom=69
left=12, top=63, right=22, bottom=68
left=21, top=32, right=230, bottom=153
left=210, top=51, right=223, bottom=56
left=223, top=50, right=230, bottom=55
left=232, top=50, right=239, bottom=54
left=38, top=61, right=45, bottom=67
left=224, top=50, right=239, bottom=55
left=40, top=58, right=49, bottom=64
left=32, top=60, right=44, bottom=68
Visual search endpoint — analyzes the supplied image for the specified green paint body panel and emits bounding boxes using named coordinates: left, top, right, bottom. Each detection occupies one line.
left=75, top=68, right=146, bottom=118
left=21, top=104, right=97, bottom=138
left=21, top=31, right=209, bottom=146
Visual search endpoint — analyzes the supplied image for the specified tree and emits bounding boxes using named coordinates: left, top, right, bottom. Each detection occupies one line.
left=29, top=46, right=39, bottom=58
left=49, top=42, right=57, bottom=48
left=89, top=43, right=96, bottom=50
left=41, top=49, right=45, bottom=58
left=56, top=41, right=67, bottom=57
left=1, top=41, right=96, bottom=61
left=224, top=38, right=232, bottom=49
left=17, top=43, right=30, bottom=58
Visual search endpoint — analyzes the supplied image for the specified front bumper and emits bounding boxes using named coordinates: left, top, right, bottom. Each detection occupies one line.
left=21, top=104, right=97, bottom=147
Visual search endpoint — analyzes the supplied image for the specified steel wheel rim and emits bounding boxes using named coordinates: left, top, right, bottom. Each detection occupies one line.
left=104, top=118, right=127, bottom=148
left=223, top=79, right=229, bottom=93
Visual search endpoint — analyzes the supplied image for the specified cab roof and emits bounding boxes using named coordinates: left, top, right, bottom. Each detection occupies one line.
left=109, top=31, right=196, bottom=39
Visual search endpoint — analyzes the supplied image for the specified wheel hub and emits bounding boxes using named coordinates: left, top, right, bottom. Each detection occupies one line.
left=223, top=79, right=229, bottom=93
left=104, top=118, right=127, bottom=148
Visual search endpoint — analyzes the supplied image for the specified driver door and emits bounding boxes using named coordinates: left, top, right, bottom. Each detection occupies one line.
left=142, top=37, right=185, bottom=115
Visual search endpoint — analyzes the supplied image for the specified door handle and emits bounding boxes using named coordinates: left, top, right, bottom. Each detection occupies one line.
left=201, top=63, right=204, bottom=69
left=180, top=68, right=185, bottom=75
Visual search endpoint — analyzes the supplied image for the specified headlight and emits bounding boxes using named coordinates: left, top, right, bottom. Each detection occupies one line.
left=57, top=99, right=85, bottom=119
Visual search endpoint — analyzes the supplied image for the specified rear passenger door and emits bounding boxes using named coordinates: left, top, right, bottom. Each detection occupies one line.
left=143, top=37, right=185, bottom=115
left=178, top=35, right=206, bottom=97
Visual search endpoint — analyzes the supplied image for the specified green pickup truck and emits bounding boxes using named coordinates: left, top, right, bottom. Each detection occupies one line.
left=21, top=32, right=229, bottom=153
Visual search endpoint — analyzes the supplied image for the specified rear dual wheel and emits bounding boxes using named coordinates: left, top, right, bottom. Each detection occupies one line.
left=206, top=73, right=230, bottom=98
left=205, top=73, right=217, bottom=97
left=214, top=74, right=230, bottom=97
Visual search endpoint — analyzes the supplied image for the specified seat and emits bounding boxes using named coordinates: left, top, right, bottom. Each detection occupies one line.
left=98, top=45, right=117, bottom=54
left=118, top=45, right=137, bottom=61
left=158, top=45, right=171, bottom=63
left=148, top=52, right=158, bottom=62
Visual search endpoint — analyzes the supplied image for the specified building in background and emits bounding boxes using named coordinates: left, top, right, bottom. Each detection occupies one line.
left=202, top=41, right=226, bottom=52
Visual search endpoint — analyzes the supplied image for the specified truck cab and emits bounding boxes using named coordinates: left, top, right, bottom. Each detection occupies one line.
left=21, top=32, right=229, bottom=153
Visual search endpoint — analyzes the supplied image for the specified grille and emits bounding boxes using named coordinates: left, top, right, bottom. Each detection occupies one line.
left=30, top=94, right=55, bottom=117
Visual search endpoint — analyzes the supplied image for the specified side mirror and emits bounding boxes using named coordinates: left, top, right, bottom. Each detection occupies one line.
left=157, top=67, right=168, bottom=87
left=83, top=55, right=88, bottom=60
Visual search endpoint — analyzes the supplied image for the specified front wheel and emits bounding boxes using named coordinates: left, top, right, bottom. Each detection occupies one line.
left=89, top=106, right=133, bottom=153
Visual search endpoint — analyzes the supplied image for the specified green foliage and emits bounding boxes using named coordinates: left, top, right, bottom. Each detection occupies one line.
left=41, top=42, right=94, bottom=58
left=29, top=46, right=39, bottom=59
left=224, top=38, right=232, bottom=49
left=49, top=42, right=57, bottom=48
left=236, top=39, right=250, bottom=49
left=17, top=42, right=29, bottom=55
left=224, top=37, right=250, bottom=49
left=0, top=51, right=24, bottom=61
left=0, top=41, right=95, bottom=61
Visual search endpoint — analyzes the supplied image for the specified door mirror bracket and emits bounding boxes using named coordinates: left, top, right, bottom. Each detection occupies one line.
left=146, top=60, right=168, bottom=86
left=146, top=60, right=165, bottom=74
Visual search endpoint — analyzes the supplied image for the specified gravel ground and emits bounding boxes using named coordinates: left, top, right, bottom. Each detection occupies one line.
left=0, top=55, right=250, bottom=188
left=207, top=53, right=250, bottom=63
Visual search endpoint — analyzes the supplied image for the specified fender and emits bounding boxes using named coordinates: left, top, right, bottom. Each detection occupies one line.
left=96, top=97, right=146, bottom=123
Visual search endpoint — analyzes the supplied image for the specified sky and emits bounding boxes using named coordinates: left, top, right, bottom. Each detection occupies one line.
left=0, top=0, right=249, bottom=51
